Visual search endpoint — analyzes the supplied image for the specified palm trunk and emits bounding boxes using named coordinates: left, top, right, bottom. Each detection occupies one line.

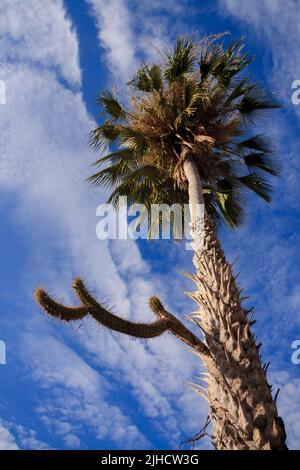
left=183, top=157, right=287, bottom=450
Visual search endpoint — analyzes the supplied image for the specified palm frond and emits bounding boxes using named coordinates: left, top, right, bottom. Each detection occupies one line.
left=215, top=180, right=247, bottom=228
left=106, top=165, right=164, bottom=201
left=224, top=79, right=255, bottom=105
left=165, top=37, right=196, bottom=83
left=238, top=173, right=272, bottom=202
left=97, top=91, right=126, bottom=120
left=237, top=134, right=274, bottom=154
left=174, top=79, right=202, bottom=128
left=243, top=152, right=281, bottom=176
left=128, top=64, right=163, bottom=92
left=237, top=84, right=280, bottom=123
left=120, top=127, right=147, bottom=154
left=89, top=122, right=121, bottom=151
left=87, top=158, right=136, bottom=188
left=91, top=148, right=136, bottom=167
left=199, top=38, right=252, bottom=87
left=204, top=181, right=246, bottom=230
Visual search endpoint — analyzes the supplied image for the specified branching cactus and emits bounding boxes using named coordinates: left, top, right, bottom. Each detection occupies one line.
left=35, top=278, right=210, bottom=353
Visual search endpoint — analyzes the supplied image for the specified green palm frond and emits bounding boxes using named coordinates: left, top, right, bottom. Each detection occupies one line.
left=199, top=38, right=252, bottom=87
left=107, top=177, right=163, bottom=210
left=237, top=84, right=280, bottom=123
left=203, top=180, right=246, bottom=230
left=238, top=173, right=272, bottom=202
left=120, top=127, right=147, bottom=153
left=129, top=64, right=163, bottom=92
left=237, top=134, right=274, bottom=154
left=215, top=180, right=247, bottom=228
left=91, top=148, right=135, bottom=167
left=89, top=122, right=121, bottom=150
left=243, top=152, right=281, bottom=177
left=224, top=79, right=255, bottom=105
left=165, top=37, right=196, bottom=83
left=174, top=78, right=204, bottom=128
left=97, top=91, right=126, bottom=120
left=87, top=158, right=137, bottom=188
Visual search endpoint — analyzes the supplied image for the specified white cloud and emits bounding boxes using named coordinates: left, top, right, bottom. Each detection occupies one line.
left=87, top=0, right=193, bottom=86
left=269, top=371, right=300, bottom=450
left=72, top=313, right=210, bottom=447
left=12, top=424, right=52, bottom=450
left=0, top=65, right=131, bottom=309
left=0, top=419, right=52, bottom=450
left=0, top=0, right=81, bottom=86
left=22, top=333, right=150, bottom=449
left=86, top=0, right=138, bottom=83
left=0, top=423, right=19, bottom=450
left=0, top=0, right=160, bottom=449
left=220, top=0, right=300, bottom=111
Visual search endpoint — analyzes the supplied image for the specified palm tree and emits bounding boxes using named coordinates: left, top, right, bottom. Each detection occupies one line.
left=35, top=35, right=288, bottom=450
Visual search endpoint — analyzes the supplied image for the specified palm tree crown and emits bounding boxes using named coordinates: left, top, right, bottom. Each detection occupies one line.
left=89, top=35, right=280, bottom=231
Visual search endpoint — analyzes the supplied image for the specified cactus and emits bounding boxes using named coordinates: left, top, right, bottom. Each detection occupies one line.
left=35, top=278, right=208, bottom=354
left=35, top=288, right=89, bottom=321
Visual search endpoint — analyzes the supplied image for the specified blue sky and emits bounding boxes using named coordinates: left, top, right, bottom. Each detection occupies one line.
left=0, top=0, right=299, bottom=450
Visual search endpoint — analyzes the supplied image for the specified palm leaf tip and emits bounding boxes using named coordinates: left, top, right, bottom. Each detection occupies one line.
left=165, top=36, right=196, bottom=82
left=238, top=173, right=273, bottom=202
left=199, top=37, right=252, bottom=86
left=97, top=90, right=126, bottom=119
left=88, top=122, right=120, bottom=151
left=238, top=134, right=275, bottom=154
left=128, top=64, right=163, bottom=92
left=243, top=152, right=281, bottom=177
left=217, top=188, right=247, bottom=229
left=238, top=85, right=281, bottom=123
left=35, top=287, right=46, bottom=306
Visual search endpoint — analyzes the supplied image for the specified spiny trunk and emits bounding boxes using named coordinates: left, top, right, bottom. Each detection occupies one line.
left=184, top=157, right=287, bottom=450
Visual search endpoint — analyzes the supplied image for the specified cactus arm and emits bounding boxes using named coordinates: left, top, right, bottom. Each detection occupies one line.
left=72, top=277, right=102, bottom=305
left=91, top=312, right=169, bottom=338
left=71, top=278, right=170, bottom=338
left=35, top=281, right=170, bottom=339
left=35, top=279, right=210, bottom=355
left=149, top=297, right=211, bottom=358
left=35, top=288, right=89, bottom=321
